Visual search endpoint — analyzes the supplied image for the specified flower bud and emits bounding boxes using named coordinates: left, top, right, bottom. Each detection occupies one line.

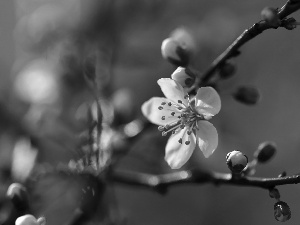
left=281, top=17, right=297, bottom=30
left=7, top=183, right=29, bottom=211
left=254, top=141, right=276, bottom=163
left=274, top=201, right=291, bottom=222
left=219, top=62, right=236, bottom=79
left=226, top=150, right=248, bottom=174
left=171, top=67, right=196, bottom=88
left=261, top=7, right=280, bottom=27
left=15, top=215, right=38, bottom=225
left=161, top=38, right=189, bottom=67
left=269, top=188, right=280, bottom=200
left=170, top=27, right=196, bottom=52
left=233, top=86, right=261, bottom=105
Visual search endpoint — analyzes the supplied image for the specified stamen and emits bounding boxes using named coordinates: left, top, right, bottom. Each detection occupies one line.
left=171, top=112, right=175, bottom=116
left=178, top=100, right=183, bottom=104
left=185, top=141, right=190, bottom=145
left=161, top=116, right=165, bottom=120
left=178, top=138, right=182, bottom=144
left=187, top=130, right=192, bottom=135
left=168, top=102, right=172, bottom=106
left=163, top=124, right=181, bottom=135
left=158, top=106, right=163, bottom=110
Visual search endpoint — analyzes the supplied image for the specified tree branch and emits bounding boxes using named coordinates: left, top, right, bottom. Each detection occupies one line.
left=109, top=169, right=300, bottom=193
left=199, top=0, right=300, bottom=85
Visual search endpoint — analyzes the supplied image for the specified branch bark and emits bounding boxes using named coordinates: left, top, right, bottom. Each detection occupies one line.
left=199, top=0, right=300, bottom=85
left=109, top=169, right=300, bottom=193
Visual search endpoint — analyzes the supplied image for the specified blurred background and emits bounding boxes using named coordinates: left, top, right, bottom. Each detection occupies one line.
left=1, top=0, right=300, bottom=224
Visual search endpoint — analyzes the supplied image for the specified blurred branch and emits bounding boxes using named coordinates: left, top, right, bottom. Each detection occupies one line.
left=199, top=0, right=300, bottom=85
left=109, top=169, right=300, bottom=192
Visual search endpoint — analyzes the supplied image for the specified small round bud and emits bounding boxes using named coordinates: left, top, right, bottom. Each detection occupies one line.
left=15, top=215, right=38, bottom=225
left=171, top=67, right=196, bottom=88
left=7, top=183, right=29, bottom=211
left=254, top=141, right=276, bottom=163
left=219, top=62, right=236, bottom=79
left=269, top=188, right=280, bottom=200
left=161, top=38, right=189, bottom=67
left=274, top=201, right=291, bottom=222
left=233, top=86, right=261, bottom=105
left=261, top=7, right=280, bottom=27
left=226, top=150, right=248, bottom=174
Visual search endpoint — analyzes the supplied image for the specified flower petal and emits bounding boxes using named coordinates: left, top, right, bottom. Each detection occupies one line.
left=157, top=78, right=188, bottom=105
left=195, top=87, right=221, bottom=116
left=165, top=128, right=196, bottom=169
left=196, top=121, right=218, bottom=158
left=141, top=97, right=181, bottom=126
left=171, top=67, right=195, bottom=88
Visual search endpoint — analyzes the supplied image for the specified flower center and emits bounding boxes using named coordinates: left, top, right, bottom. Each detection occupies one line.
left=158, top=100, right=206, bottom=142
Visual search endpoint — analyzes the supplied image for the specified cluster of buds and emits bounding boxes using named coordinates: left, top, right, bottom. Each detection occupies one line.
left=161, top=28, right=199, bottom=91
left=269, top=188, right=291, bottom=222
left=226, top=143, right=291, bottom=222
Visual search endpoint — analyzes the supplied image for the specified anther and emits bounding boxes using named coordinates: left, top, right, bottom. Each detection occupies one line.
left=178, top=107, right=183, bottom=110
left=158, top=106, right=163, bottom=110
left=178, top=138, right=182, bottom=144
left=168, top=102, right=172, bottom=106
left=171, top=112, right=175, bottom=116
left=184, top=95, right=188, bottom=99
left=180, top=125, right=185, bottom=129
left=162, top=131, right=167, bottom=136
left=178, top=100, right=183, bottom=104
left=161, top=102, right=166, bottom=105
left=178, top=116, right=181, bottom=119
left=187, top=130, right=192, bottom=135
left=161, top=116, right=165, bottom=120
left=185, top=141, right=190, bottom=145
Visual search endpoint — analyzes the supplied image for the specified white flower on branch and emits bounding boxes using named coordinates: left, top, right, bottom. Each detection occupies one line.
left=142, top=78, right=221, bottom=169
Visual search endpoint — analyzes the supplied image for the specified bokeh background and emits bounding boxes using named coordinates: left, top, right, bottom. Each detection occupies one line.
left=1, top=0, right=300, bottom=224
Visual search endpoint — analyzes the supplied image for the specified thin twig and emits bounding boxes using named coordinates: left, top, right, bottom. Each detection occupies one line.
left=109, top=169, right=300, bottom=192
left=199, top=0, right=300, bottom=85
